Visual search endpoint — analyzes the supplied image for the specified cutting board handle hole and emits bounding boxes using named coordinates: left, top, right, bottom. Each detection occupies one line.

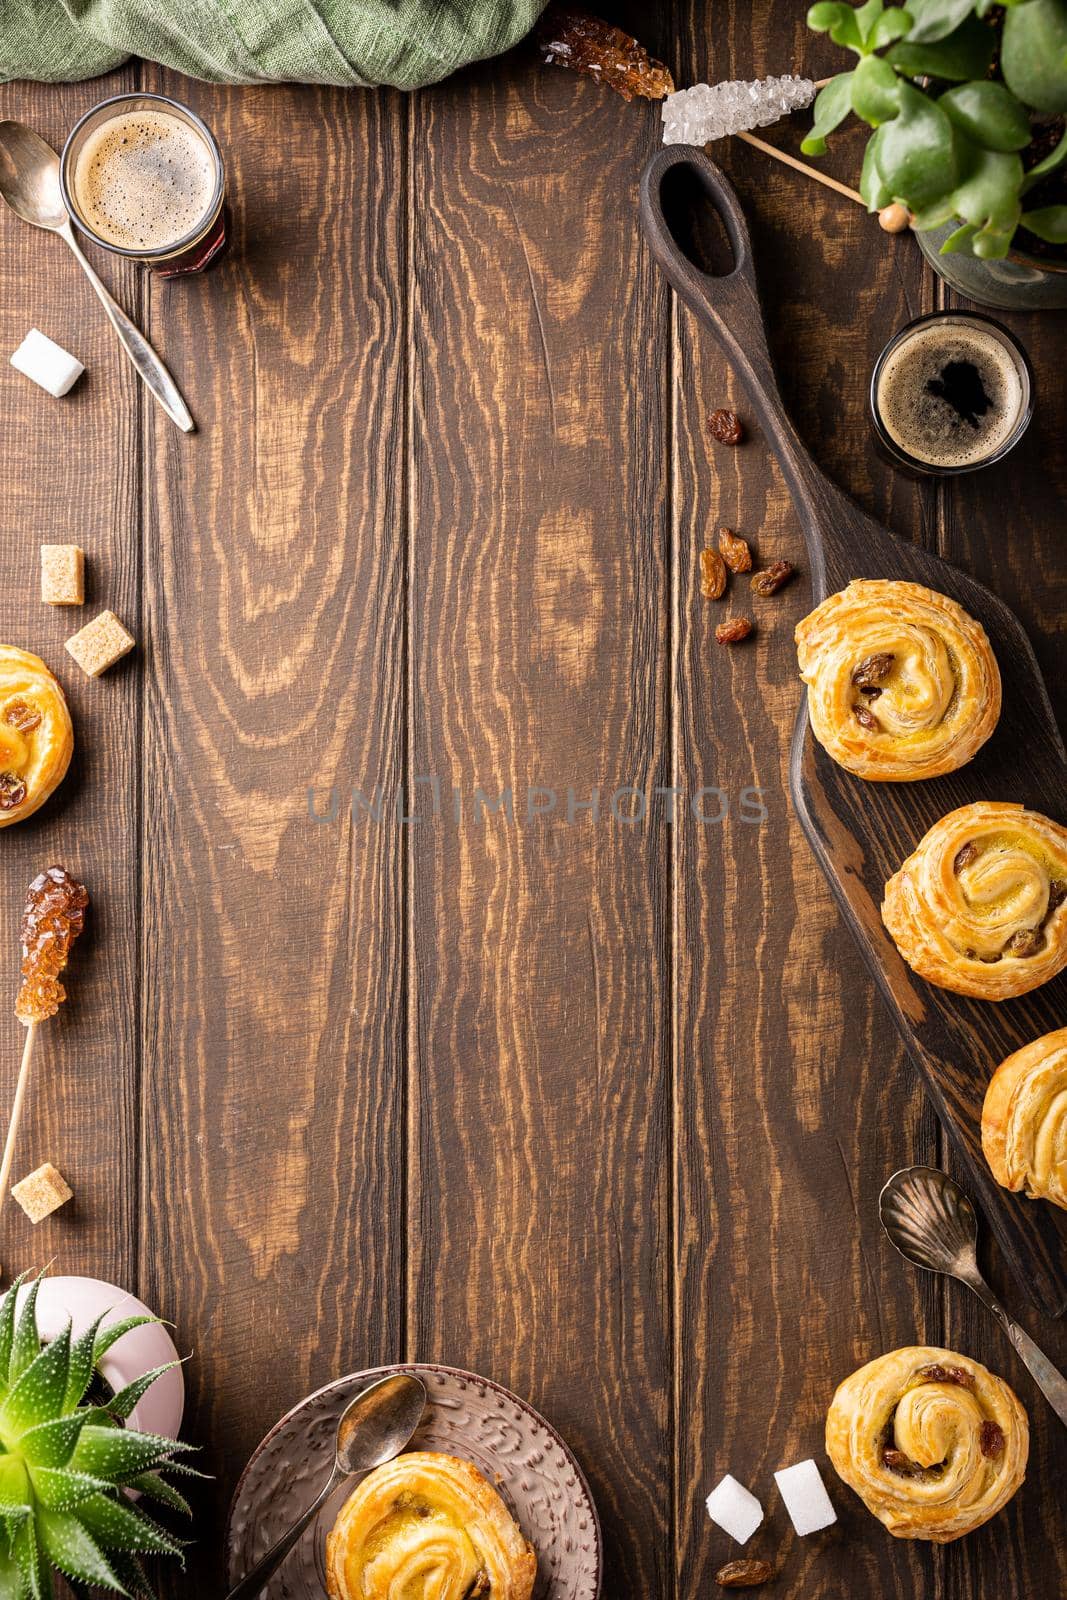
left=658, top=163, right=736, bottom=280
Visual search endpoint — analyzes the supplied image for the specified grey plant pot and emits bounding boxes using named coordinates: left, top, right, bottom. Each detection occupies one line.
left=915, top=221, right=1067, bottom=310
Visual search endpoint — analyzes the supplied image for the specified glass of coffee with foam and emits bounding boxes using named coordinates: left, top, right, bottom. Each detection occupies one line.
left=870, top=311, right=1033, bottom=476
left=61, top=94, right=225, bottom=277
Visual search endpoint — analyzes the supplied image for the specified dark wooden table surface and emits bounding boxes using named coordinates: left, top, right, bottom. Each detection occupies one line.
left=1, top=5, right=1064, bottom=1596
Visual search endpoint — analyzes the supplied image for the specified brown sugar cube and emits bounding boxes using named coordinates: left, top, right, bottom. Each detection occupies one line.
left=65, top=610, right=135, bottom=678
left=11, top=1162, right=72, bottom=1224
left=40, top=544, right=85, bottom=605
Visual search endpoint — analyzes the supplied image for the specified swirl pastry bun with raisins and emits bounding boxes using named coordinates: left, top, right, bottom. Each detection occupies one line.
left=982, top=1028, right=1067, bottom=1211
left=826, top=1346, right=1028, bottom=1542
left=0, top=647, right=73, bottom=827
left=882, top=802, right=1067, bottom=1000
left=795, top=579, right=1000, bottom=782
left=326, top=1452, right=536, bottom=1600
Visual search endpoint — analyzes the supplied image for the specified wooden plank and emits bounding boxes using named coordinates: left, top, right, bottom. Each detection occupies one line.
left=668, top=8, right=948, bottom=1597
left=936, top=294, right=1067, bottom=1598
left=0, top=69, right=143, bottom=1293
left=137, top=71, right=409, bottom=1587
left=405, top=45, right=674, bottom=1594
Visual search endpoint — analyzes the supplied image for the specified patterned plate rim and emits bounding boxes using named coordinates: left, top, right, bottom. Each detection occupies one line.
left=226, top=1361, right=604, bottom=1596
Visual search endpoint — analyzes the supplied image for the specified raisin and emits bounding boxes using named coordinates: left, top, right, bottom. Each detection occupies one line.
left=851, top=652, right=895, bottom=689
left=535, top=6, right=675, bottom=101
left=980, top=1420, right=1004, bottom=1459
left=0, top=773, right=27, bottom=811
left=718, top=527, right=752, bottom=573
left=918, top=1363, right=976, bottom=1391
left=1004, top=927, right=1042, bottom=958
left=882, top=1446, right=919, bottom=1476
left=2, top=700, right=41, bottom=734
left=715, top=617, right=753, bottom=645
left=700, top=546, right=728, bottom=601
left=751, top=561, right=794, bottom=597
left=715, top=1561, right=775, bottom=1589
left=860, top=685, right=882, bottom=700
left=1048, top=881, right=1067, bottom=913
left=707, top=408, right=744, bottom=446
left=954, top=842, right=979, bottom=874
left=854, top=704, right=879, bottom=731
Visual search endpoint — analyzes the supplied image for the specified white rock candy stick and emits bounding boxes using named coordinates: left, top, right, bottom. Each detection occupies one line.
left=661, top=75, right=865, bottom=210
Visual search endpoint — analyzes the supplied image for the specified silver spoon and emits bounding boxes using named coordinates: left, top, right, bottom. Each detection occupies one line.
left=226, top=1372, right=427, bottom=1600
left=0, top=121, right=194, bottom=432
left=880, top=1166, right=1067, bottom=1428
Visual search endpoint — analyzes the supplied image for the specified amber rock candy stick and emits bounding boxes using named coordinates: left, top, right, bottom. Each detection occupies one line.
left=536, top=6, right=674, bottom=101
left=15, top=866, right=89, bottom=1026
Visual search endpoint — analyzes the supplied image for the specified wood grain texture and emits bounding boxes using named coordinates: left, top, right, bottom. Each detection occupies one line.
left=136, top=71, right=409, bottom=1589
left=0, top=10, right=1062, bottom=1598
left=0, top=67, right=143, bottom=1291
left=405, top=38, right=673, bottom=1595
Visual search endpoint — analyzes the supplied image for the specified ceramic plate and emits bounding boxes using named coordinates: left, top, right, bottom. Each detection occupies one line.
left=226, top=1363, right=603, bottom=1599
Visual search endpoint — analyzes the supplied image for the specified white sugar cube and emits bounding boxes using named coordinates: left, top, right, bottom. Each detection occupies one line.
left=774, top=1458, right=837, bottom=1536
left=10, top=328, right=84, bottom=398
left=705, top=1473, right=763, bottom=1544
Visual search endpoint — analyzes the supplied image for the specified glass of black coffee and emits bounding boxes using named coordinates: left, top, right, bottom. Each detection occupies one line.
left=870, top=311, right=1033, bottom=476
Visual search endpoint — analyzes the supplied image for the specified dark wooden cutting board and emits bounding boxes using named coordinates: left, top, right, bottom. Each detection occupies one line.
left=640, top=145, right=1067, bottom=1317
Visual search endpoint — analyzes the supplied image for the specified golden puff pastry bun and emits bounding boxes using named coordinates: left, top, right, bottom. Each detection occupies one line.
left=0, top=647, right=73, bottom=827
left=795, top=579, right=1000, bottom=782
left=826, top=1346, right=1028, bottom=1542
left=882, top=802, right=1067, bottom=1000
left=325, top=1452, right=536, bottom=1600
left=982, top=1028, right=1067, bottom=1210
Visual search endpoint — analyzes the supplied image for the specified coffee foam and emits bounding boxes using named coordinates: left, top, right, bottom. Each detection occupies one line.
left=876, top=322, right=1025, bottom=469
left=73, top=110, right=215, bottom=252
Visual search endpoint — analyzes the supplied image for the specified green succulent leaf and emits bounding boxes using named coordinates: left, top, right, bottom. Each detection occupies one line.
left=9, top=1515, right=47, bottom=1600
left=870, top=6, right=915, bottom=46
left=1021, top=202, right=1067, bottom=237
left=71, top=1425, right=190, bottom=1484
left=61, top=1318, right=107, bottom=1417
left=9, top=1285, right=44, bottom=1391
left=888, top=14, right=997, bottom=78
left=939, top=81, right=1033, bottom=149
left=860, top=123, right=895, bottom=206
left=106, top=1552, right=154, bottom=1600
left=0, top=1281, right=28, bottom=1401
left=77, top=1494, right=184, bottom=1561
left=1001, top=0, right=1067, bottom=113
left=91, top=1319, right=159, bottom=1369
left=126, top=1472, right=192, bottom=1518
left=904, top=0, right=979, bottom=41
left=35, top=1509, right=124, bottom=1593
left=29, top=1470, right=114, bottom=1515
left=0, top=1537, right=28, bottom=1600
left=873, top=79, right=961, bottom=205
left=808, top=1, right=866, bottom=51
left=1023, top=124, right=1067, bottom=188
left=852, top=53, right=903, bottom=123
left=102, top=1364, right=182, bottom=1425
left=801, top=71, right=855, bottom=153
left=0, top=1328, right=72, bottom=1443
left=17, top=1417, right=90, bottom=1471
left=0, top=1461, right=31, bottom=1516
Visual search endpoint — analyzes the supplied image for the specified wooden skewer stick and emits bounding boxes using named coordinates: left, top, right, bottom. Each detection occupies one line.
left=734, top=129, right=865, bottom=206
left=0, top=1023, right=38, bottom=1199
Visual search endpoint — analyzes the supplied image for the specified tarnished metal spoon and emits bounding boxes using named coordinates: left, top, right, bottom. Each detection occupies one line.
left=0, top=120, right=194, bottom=431
left=880, top=1166, right=1067, bottom=1428
left=226, top=1373, right=427, bottom=1600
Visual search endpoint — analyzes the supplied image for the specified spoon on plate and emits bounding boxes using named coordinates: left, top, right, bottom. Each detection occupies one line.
left=0, top=121, right=194, bottom=432
left=226, top=1372, right=427, bottom=1600
left=880, top=1166, right=1067, bottom=1428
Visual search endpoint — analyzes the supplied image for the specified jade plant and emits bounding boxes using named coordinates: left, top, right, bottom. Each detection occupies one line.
left=0, top=1274, right=194, bottom=1598
left=803, top=0, right=1067, bottom=258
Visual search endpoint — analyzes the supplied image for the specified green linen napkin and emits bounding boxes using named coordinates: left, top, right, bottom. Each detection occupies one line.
left=0, top=0, right=547, bottom=88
